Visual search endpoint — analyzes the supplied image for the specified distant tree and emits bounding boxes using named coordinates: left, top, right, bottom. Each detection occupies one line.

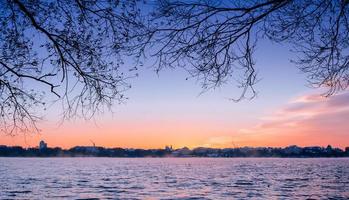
left=345, top=147, right=349, bottom=155
left=1, top=0, right=349, bottom=135
left=0, top=0, right=142, bottom=135
left=127, top=0, right=349, bottom=100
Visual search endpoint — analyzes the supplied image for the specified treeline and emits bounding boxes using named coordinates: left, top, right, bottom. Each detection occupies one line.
left=0, top=146, right=169, bottom=157
left=0, top=145, right=348, bottom=158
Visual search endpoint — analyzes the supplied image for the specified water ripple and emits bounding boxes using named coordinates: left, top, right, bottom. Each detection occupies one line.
left=0, top=158, right=348, bottom=199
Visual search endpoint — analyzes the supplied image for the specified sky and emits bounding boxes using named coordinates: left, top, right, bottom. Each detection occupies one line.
left=1, top=40, right=349, bottom=149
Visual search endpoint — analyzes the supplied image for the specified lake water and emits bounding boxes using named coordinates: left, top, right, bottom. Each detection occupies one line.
left=0, top=158, right=348, bottom=199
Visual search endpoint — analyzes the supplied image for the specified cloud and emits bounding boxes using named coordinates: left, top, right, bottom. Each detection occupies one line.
left=235, top=91, right=349, bottom=148
left=200, top=136, right=235, bottom=148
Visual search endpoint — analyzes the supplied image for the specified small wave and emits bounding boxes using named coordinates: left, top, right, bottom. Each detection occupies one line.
left=235, top=180, right=254, bottom=186
left=8, top=190, right=31, bottom=194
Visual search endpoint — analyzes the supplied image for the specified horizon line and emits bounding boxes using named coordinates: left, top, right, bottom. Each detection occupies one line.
left=1, top=144, right=348, bottom=151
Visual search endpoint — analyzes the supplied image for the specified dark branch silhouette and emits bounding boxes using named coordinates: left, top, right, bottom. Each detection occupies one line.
left=0, top=0, right=141, bottom=135
left=127, top=0, right=349, bottom=99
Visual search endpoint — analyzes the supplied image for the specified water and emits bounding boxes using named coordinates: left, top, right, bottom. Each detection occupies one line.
left=0, top=158, right=348, bottom=199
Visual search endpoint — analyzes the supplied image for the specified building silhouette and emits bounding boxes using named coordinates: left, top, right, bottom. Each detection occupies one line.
left=39, top=140, right=47, bottom=150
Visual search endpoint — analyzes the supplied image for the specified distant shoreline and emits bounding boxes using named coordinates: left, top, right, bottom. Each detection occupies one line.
left=1, top=156, right=349, bottom=158
left=1, top=144, right=348, bottom=158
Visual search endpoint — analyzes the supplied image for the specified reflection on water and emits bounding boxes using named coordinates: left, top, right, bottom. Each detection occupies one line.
left=0, top=158, right=348, bottom=199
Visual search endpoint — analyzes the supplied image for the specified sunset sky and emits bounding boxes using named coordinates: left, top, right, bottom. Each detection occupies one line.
left=1, top=40, right=348, bottom=149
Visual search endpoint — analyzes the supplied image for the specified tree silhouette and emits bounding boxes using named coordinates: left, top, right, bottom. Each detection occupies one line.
left=0, top=0, right=141, bottom=135
left=1, top=0, right=349, bottom=135
left=127, top=0, right=349, bottom=99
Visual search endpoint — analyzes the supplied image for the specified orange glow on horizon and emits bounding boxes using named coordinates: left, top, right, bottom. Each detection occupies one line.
left=1, top=92, right=349, bottom=150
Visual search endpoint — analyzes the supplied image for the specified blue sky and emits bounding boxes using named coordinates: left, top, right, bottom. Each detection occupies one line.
left=4, top=24, right=342, bottom=149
